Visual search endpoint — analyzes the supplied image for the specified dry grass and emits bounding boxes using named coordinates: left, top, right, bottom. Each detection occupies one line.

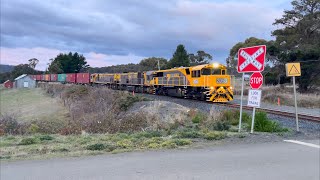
left=262, top=86, right=320, bottom=108
left=0, top=88, right=69, bottom=122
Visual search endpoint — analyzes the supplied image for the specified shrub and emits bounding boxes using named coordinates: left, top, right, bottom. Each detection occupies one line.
left=171, top=139, right=192, bottom=146
left=175, top=128, right=202, bottom=138
left=105, top=144, right=117, bottom=152
left=19, top=137, right=37, bottom=145
left=212, top=121, right=230, bottom=131
left=220, top=110, right=250, bottom=125
left=116, top=139, right=133, bottom=149
left=253, top=112, right=288, bottom=132
left=86, top=143, right=106, bottom=151
left=148, top=143, right=160, bottom=149
left=0, top=114, right=24, bottom=135
left=28, top=124, right=40, bottom=134
left=203, top=131, right=226, bottom=140
left=143, top=137, right=164, bottom=146
left=161, top=141, right=177, bottom=148
left=191, top=112, right=205, bottom=124
left=39, top=135, right=54, bottom=141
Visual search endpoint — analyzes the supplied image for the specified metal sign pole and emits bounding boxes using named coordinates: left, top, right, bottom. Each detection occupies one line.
left=238, top=73, right=245, bottom=132
left=293, top=76, right=299, bottom=131
left=250, top=107, right=256, bottom=133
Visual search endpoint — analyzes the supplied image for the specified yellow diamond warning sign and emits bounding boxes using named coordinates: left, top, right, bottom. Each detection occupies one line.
left=286, top=63, right=301, bottom=77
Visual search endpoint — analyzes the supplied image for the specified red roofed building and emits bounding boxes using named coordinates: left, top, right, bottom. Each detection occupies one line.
left=4, top=80, right=13, bottom=88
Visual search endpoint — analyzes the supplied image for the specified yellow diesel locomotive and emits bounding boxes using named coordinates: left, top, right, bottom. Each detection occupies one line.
left=90, top=63, right=233, bottom=102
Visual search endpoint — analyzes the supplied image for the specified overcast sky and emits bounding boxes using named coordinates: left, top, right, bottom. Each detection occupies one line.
left=0, top=0, right=291, bottom=70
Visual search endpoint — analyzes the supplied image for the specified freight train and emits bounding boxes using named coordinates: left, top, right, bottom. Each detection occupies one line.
left=32, top=63, right=234, bottom=102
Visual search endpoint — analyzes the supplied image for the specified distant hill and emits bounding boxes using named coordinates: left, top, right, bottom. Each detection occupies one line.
left=0, top=64, right=15, bottom=73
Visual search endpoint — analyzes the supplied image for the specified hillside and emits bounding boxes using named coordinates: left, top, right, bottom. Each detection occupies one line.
left=0, top=64, right=15, bottom=73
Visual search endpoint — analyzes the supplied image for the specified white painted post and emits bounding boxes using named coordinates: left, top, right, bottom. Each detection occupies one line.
left=293, top=76, right=299, bottom=131
left=238, top=73, right=245, bottom=132
left=250, top=107, right=256, bottom=133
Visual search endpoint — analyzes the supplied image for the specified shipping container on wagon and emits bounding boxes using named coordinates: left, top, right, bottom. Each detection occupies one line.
left=44, top=74, right=50, bottom=81
left=66, top=73, right=76, bottom=83
left=76, top=73, right=90, bottom=84
left=36, top=75, right=42, bottom=81
left=58, top=74, right=67, bottom=82
left=41, top=74, right=45, bottom=81
left=50, top=74, right=58, bottom=82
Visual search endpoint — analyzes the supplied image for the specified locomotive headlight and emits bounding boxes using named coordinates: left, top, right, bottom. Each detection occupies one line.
left=212, top=63, right=219, bottom=68
left=210, top=86, right=214, bottom=90
left=230, top=86, right=233, bottom=90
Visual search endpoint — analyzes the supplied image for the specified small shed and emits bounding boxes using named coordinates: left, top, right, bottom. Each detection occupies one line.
left=14, top=74, right=36, bottom=88
left=4, top=80, right=13, bottom=88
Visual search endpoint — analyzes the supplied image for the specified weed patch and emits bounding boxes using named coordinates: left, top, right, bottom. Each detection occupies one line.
left=203, top=131, right=226, bottom=140
left=19, top=137, right=37, bottom=145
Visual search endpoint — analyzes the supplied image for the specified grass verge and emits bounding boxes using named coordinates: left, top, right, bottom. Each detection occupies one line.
left=0, top=129, right=233, bottom=161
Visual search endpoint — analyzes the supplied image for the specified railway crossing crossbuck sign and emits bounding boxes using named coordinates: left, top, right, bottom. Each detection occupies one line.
left=250, top=72, right=263, bottom=89
left=237, top=45, right=266, bottom=72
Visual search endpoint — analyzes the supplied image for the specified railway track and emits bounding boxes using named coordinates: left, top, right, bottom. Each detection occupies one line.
left=219, top=103, right=320, bottom=123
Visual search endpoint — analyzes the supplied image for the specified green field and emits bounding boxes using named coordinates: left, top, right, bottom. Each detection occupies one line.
left=0, top=88, right=69, bottom=122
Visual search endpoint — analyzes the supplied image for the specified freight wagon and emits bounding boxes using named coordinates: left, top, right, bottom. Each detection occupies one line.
left=44, top=74, right=50, bottom=81
left=76, top=73, right=90, bottom=84
left=36, top=75, right=42, bottom=81
left=58, top=74, right=66, bottom=82
left=50, top=74, right=58, bottom=82
left=66, top=73, right=76, bottom=83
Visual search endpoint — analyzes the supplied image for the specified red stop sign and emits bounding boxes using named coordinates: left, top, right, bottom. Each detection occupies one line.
left=250, top=72, right=263, bottom=89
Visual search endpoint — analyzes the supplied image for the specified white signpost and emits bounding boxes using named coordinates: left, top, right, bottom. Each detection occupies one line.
left=247, top=89, right=262, bottom=133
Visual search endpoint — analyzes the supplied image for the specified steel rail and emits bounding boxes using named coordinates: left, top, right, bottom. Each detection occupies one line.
left=219, top=103, right=320, bottom=123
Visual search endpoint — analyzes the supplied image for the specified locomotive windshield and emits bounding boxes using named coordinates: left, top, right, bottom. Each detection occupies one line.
left=202, top=68, right=221, bottom=75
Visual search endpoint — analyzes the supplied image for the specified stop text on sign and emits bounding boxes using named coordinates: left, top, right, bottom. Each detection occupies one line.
left=250, top=72, right=263, bottom=89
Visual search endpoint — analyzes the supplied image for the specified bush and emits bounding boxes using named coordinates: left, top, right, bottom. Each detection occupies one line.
left=212, top=121, right=230, bottom=131
left=191, top=112, right=205, bottom=124
left=116, top=139, right=133, bottom=149
left=0, top=114, right=24, bottom=135
left=86, top=143, right=106, bottom=151
left=203, top=131, right=226, bottom=140
left=175, top=128, right=202, bottom=138
left=161, top=141, right=177, bottom=148
left=39, top=135, right=54, bottom=141
left=253, top=112, right=288, bottom=132
left=19, top=137, right=37, bottom=145
left=221, top=110, right=250, bottom=125
left=28, top=124, right=40, bottom=134
left=171, top=139, right=192, bottom=146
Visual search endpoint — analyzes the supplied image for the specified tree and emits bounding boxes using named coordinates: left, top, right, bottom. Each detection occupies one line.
left=272, top=0, right=320, bottom=91
left=48, top=52, right=89, bottom=73
left=28, top=58, right=39, bottom=69
left=139, top=57, right=168, bottom=70
left=11, top=64, right=38, bottom=78
left=189, top=50, right=212, bottom=65
left=168, top=44, right=190, bottom=68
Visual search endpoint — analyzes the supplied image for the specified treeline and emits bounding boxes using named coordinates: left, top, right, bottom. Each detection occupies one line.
left=0, top=64, right=42, bottom=83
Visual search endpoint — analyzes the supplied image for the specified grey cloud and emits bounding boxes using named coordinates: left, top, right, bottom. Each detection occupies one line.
left=1, top=0, right=286, bottom=62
